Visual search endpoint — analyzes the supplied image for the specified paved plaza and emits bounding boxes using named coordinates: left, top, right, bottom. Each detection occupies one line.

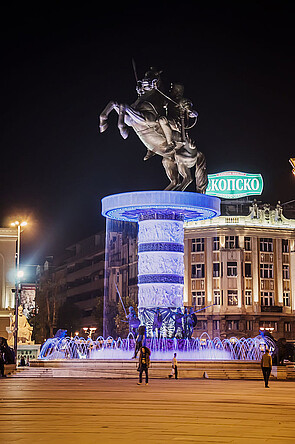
left=1, top=377, right=295, bottom=443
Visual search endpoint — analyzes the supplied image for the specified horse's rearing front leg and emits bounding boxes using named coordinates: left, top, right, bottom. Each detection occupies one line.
left=118, top=104, right=129, bottom=139
left=99, top=101, right=117, bottom=133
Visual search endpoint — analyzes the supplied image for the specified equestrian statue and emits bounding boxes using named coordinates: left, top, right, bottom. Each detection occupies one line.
left=99, top=66, right=208, bottom=193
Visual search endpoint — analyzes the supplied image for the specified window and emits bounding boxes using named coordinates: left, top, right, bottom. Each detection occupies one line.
left=282, top=239, right=289, bottom=253
left=225, top=236, right=239, bottom=249
left=228, top=290, right=238, bottom=306
left=260, top=321, right=277, bottom=331
left=213, top=320, right=220, bottom=330
left=192, top=291, right=205, bottom=306
left=214, top=291, right=222, bottom=305
left=260, top=238, right=273, bottom=252
left=261, top=292, right=274, bottom=306
left=192, top=264, right=205, bottom=278
left=245, top=263, right=252, bottom=277
left=284, top=322, right=291, bottom=333
left=227, top=320, right=239, bottom=330
left=227, top=261, right=237, bottom=277
left=245, top=290, right=252, bottom=306
left=246, top=320, right=253, bottom=331
left=260, top=264, right=273, bottom=279
left=283, top=292, right=290, bottom=307
left=197, top=320, right=207, bottom=330
left=283, top=265, right=290, bottom=280
left=244, top=236, right=251, bottom=251
left=192, top=238, right=204, bottom=252
left=213, top=236, right=220, bottom=251
left=213, top=262, right=220, bottom=277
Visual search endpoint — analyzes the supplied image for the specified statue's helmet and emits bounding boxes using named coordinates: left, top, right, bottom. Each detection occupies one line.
left=170, top=83, right=184, bottom=101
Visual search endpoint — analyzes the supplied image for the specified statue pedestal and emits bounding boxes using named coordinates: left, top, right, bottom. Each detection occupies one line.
left=102, top=191, right=220, bottom=337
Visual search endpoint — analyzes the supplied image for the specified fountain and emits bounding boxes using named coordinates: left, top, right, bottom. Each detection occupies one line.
left=39, top=333, right=275, bottom=361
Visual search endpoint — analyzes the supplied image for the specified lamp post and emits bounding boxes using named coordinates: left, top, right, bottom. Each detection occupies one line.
left=11, top=220, right=27, bottom=361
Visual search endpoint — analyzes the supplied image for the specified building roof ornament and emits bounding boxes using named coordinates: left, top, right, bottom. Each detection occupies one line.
left=185, top=201, right=295, bottom=229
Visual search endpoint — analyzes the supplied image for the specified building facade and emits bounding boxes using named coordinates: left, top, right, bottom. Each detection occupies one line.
left=184, top=202, right=295, bottom=340
left=37, top=233, right=105, bottom=338
left=0, top=228, right=17, bottom=338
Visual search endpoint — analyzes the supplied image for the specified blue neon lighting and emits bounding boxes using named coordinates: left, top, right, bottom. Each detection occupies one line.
left=101, top=190, right=220, bottom=222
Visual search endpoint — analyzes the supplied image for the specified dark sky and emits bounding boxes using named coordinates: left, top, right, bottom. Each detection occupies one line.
left=0, top=2, right=294, bottom=266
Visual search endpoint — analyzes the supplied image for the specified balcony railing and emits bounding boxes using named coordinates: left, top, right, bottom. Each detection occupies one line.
left=261, top=305, right=283, bottom=313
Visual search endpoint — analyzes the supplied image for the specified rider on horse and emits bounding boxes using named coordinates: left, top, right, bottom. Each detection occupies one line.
left=99, top=65, right=208, bottom=193
left=136, top=68, right=199, bottom=162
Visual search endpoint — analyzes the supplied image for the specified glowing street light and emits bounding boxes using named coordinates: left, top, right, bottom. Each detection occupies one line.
left=289, top=158, right=295, bottom=176
left=10, top=219, right=28, bottom=360
left=83, top=327, right=97, bottom=339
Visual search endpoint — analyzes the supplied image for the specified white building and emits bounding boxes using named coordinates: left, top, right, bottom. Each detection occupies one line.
left=184, top=202, right=295, bottom=339
left=0, top=228, right=17, bottom=338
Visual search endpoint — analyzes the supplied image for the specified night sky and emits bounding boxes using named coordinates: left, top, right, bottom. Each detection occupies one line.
left=0, top=2, right=294, bottom=267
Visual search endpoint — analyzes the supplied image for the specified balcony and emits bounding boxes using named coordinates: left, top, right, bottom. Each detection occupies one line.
left=261, top=305, right=283, bottom=313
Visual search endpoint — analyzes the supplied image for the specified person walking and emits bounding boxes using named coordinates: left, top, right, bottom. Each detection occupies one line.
left=0, top=354, right=5, bottom=378
left=261, top=348, right=272, bottom=388
left=137, top=346, right=151, bottom=385
left=169, top=352, right=178, bottom=379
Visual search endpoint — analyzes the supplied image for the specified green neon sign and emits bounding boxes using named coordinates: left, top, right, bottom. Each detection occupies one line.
left=206, top=171, right=264, bottom=199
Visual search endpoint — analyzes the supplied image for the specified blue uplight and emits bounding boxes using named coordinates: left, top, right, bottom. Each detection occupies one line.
left=101, top=190, right=220, bottom=222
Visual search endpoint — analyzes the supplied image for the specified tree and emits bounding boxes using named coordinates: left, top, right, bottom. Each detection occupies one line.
left=56, top=299, right=82, bottom=336
left=34, top=277, right=61, bottom=343
left=92, top=296, right=104, bottom=336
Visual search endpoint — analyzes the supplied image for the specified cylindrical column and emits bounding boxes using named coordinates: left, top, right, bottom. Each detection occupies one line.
left=101, top=190, right=221, bottom=339
left=137, top=212, right=184, bottom=337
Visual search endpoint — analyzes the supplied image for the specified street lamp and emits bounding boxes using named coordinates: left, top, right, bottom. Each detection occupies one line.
left=289, top=158, right=295, bottom=176
left=11, top=220, right=27, bottom=360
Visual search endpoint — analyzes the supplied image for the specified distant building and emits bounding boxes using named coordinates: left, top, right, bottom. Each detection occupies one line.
left=62, top=233, right=105, bottom=327
left=0, top=228, right=17, bottom=338
left=37, top=233, right=105, bottom=337
left=103, top=220, right=138, bottom=337
left=184, top=201, right=295, bottom=340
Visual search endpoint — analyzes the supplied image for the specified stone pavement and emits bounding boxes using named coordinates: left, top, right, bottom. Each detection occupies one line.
left=1, top=378, right=295, bottom=443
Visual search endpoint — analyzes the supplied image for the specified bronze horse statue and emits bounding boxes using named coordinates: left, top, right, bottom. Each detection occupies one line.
left=99, top=67, right=208, bottom=193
